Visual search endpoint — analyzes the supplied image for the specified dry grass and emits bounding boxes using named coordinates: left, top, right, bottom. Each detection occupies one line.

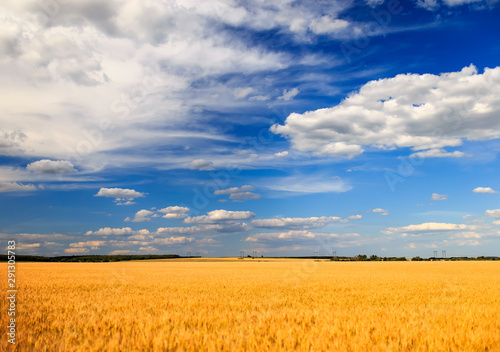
left=1, top=260, right=499, bottom=351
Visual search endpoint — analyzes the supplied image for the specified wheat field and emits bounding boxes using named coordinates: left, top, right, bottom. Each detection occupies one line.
left=1, top=260, right=499, bottom=351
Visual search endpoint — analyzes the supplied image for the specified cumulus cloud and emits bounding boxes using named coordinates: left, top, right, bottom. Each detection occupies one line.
left=151, top=237, right=194, bottom=245
left=0, top=130, right=26, bottom=155
left=184, top=209, right=256, bottom=224
left=431, top=193, right=448, bottom=201
left=473, top=187, right=498, bottom=194
left=95, top=188, right=145, bottom=206
left=65, top=248, right=89, bottom=254
left=69, top=240, right=106, bottom=250
left=26, top=160, right=78, bottom=174
left=271, top=65, right=500, bottom=158
left=96, top=188, right=145, bottom=198
left=274, top=151, right=289, bottom=157
left=214, top=185, right=261, bottom=201
left=309, top=16, right=349, bottom=35
left=157, top=222, right=251, bottom=235
left=383, top=222, right=471, bottom=235
left=214, top=185, right=254, bottom=195
left=158, top=206, right=190, bottom=219
left=85, top=227, right=134, bottom=236
left=251, top=215, right=361, bottom=230
left=410, top=149, right=467, bottom=159
left=15, top=243, right=41, bottom=250
left=125, top=209, right=157, bottom=223
left=347, top=215, right=363, bottom=220
left=189, top=159, right=214, bottom=171
left=484, top=209, right=500, bottom=218
left=277, top=88, right=300, bottom=101
left=368, top=208, right=389, bottom=216
left=0, top=182, right=36, bottom=192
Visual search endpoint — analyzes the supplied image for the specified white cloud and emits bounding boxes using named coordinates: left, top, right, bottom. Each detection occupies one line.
left=233, top=87, right=255, bottom=99
left=108, top=250, right=135, bottom=255
left=65, top=248, right=89, bottom=254
left=189, top=159, right=214, bottom=171
left=473, top=187, right=498, bottom=194
left=69, top=240, right=106, bottom=250
left=157, top=221, right=251, bottom=235
left=138, top=246, right=158, bottom=253
left=158, top=206, right=190, bottom=219
left=271, top=65, right=500, bottom=159
left=245, top=230, right=360, bottom=242
left=85, top=227, right=134, bottom=236
left=368, top=208, right=389, bottom=216
left=0, top=182, right=36, bottom=192
left=95, top=188, right=145, bottom=200
left=251, top=215, right=360, bottom=230
left=0, top=0, right=394, bottom=176
left=0, top=130, right=26, bottom=155
left=184, top=209, right=256, bottom=224
left=213, top=185, right=261, bottom=201
left=214, top=185, right=254, bottom=195
left=410, top=149, right=466, bottom=159
left=274, top=151, right=289, bottom=157
left=125, top=209, right=156, bottom=223
left=156, top=226, right=202, bottom=235
left=383, top=222, right=471, bottom=235
left=152, top=237, right=194, bottom=245
left=415, top=0, right=440, bottom=10
left=0, top=233, right=70, bottom=240
left=0, top=0, right=302, bottom=171
left=309, top=16, right=349, bottom=35
left=484, top=209, right=500, bottom=219
left=347, top=215, right=363, bottom=220
left=431, top=193, right=448, bottom=201
left=277, top=88, right=300, bottom=101
left=249, top=95, right=270, bottom=101
left=26, top=160, right=77, bottom=174
left=15, top=243, right=41, bottom=250
left=442, top=0, right=482, bottom=6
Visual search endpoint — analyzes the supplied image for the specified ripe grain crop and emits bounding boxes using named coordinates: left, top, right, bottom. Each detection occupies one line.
left=1, top=260, right=499, bottom=351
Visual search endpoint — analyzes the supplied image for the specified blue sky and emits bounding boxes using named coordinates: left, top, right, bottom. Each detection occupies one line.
left=1, top=0, right=500, bottom=257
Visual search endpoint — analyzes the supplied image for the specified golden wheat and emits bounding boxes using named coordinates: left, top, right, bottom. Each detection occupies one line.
left=1, top=260, right=499, bottom=351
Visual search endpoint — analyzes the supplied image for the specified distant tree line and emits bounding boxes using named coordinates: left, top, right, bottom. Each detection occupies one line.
left=330, top=255, right=407, bottom=261
left=0, top=254, right=180, bottom=262
left=330, top=255, right=499, bottom=261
